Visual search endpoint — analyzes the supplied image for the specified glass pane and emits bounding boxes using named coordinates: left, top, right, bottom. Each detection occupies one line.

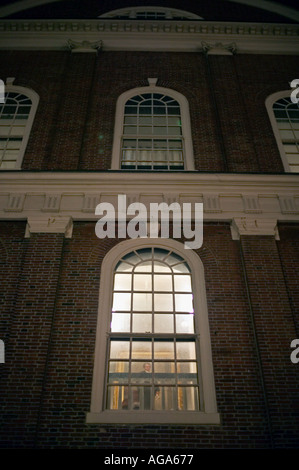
left=176, top=341, right=196, bottom=360
left=154, top=386, right=176, bottom=410
left=110, top=340, right=130, bottom=359
left=177, top=362, right=198, bottom=383
left=107, top=385, right=129, bottom=410
left=131, top=340, right=152, bottom=359
left=112, top=292, right=131, bottom=311
left=136, top=248, right=152, bottom=260
left=108, top=361, right=129, bottom=383
left=153, top=261, right=171, bottom=273
left=154, top=362, right=175, bottom=384
left=131, top=361, right=153, bottom=383
left=115, top=261, right=134, bottom=272
left=154, top=313, right=174, bottom=333
left=132, top=313, right=152, bottom=333
left=114, top=273, right=132, bottom=291
left=135, top=261, right=152, bottom=272
left=172, top=262, right=190, bottom=273
left=133, top=293, right=152, bottom=311
left=174, top=293, right=194, bottom=313
left=111, top=313, right=131, bottom=332
left=154, top=293, right=173, bottom=311
left=175, top=313, right=194, bottom=333
left=133, top=274, right=152, bottom=291
left=174, top=275, right=192, bottom=292
left=131, top=386, right=151, bottom=410
left=154, top=275, right=172, bottom=291
left=154, top=341, right=175, bottom=359
left=178, top=387, right=199, bottom=411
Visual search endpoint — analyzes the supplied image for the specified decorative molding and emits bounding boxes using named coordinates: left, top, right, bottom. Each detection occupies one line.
left=25, top=215, right=73, bottom=238
left=0, top=173, right=298, bottom=232
left=42, top=193, right=61, bottom=212
left=230, top=217, right=279, bottom=240
left=203, top=194, right=222, bottom=213
left=278, top=195, right=299, bottom=214
left=67, top=39, right=102, bottom=53
left=4, top=193, right=25, bottom=212
left=242, top=195, right=262, bottom=213
left=0, top=20, right=298, bottom=54
left=201, top=41, right=237, bottom=55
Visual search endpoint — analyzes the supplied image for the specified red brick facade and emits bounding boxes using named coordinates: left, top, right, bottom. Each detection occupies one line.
left=0, top=41, right=299, bottom=448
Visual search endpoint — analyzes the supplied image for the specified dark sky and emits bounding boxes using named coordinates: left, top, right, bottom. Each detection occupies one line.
left=0, top=0, right=298, bottom=22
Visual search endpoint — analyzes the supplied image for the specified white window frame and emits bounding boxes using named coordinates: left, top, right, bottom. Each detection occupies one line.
left=0, top=85, right=39, bottom=170
left=265, top=90, right=298, bottom=173
left=86, top=238, right=219, bottom=424
left=111, top=85, right=195, bottom=171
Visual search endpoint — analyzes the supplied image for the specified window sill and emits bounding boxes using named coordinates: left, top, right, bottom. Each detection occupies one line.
left=86, top=410, right=220, bottom=425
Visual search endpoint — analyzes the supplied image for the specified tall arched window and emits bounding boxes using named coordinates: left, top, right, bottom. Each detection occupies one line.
left=266, top=91, right=299, bottom=173
left=111, top=84, right=195, bottom=171
left=0, top=86, right=39, bottom=170
left=87, top=239, right=219, bottom=424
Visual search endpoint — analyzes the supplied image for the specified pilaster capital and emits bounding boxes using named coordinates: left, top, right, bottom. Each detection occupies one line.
left=25, top=216, right=73, bottom=238
left=230, top=217, right=279, bottom=240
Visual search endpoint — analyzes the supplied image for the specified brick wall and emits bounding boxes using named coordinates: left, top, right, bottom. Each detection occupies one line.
left=1, top=50, right=297, bottom=172
left=1, top=221, right=298, bottom=448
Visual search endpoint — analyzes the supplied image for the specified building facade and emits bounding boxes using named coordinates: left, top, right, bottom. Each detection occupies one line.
left=0, top=0, right=299, bottom=449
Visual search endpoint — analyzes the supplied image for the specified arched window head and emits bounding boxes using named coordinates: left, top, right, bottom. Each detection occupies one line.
left=111, top=84, right=195, bottom=171
left=0, top=85, right=39, bottom=170
left=87, top=239, right=219, bottom=424
left=266, top=91, right=299, bottom=173
left=99, top=7, right=203, bottom=20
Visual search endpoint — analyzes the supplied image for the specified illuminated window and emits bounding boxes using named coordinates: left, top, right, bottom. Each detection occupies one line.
left=0, top=86, right=39, bottom=170
left=87, top=239, right=219, bottom=424
left=99, top=7, right=203, bottom=20
left=121, top=93, right=184, bottom=170
left=111, top=85, right=194, bottom=171
left=266, top=92, right=299, bottom=172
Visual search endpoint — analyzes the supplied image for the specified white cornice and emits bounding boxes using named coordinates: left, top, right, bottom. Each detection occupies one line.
left=0, top=20, right=298, bottom=54
left=1, top=172, right=299, bottom=229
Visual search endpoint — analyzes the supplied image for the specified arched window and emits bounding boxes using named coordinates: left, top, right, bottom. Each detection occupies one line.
left=266, top=91, right=299, bottom=173
left=0, top=85, right=39, bottom=170
left=87, top=239, right=219, bottom=424
left=111, top=84, right=195, bottom=171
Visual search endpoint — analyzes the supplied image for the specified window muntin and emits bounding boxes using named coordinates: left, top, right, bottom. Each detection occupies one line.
left=106, top=247, right=201, bottom=412
left=0, top=92, right=32, bottom=169
left=273, top=97, right=299, bottom=172
left=121, top=93, right=184, bottom=170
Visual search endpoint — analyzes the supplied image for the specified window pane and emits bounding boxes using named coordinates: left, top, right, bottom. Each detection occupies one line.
left=108, top=361, right=129, bottom=383
left=154, top=274, right=172, bottom=291
left=131, top=362, right=153, bottom=383
left=132, top=340, right=152, bottom=359
left=131, top=386, right=152, bottom=410
left=176, top=314, right=194, bottom=333
left=107, top=385, right=129, bottom=410
left=177, top=362, right=198, bottom=383
left=154, top=386, right=176, bottom=410
left=154, top=313, right=174, bottom=333
left=154, top=341, right=175, bottom=359
left=111, top=313, right=131, bottom=332
left=174, top=293, right=194, bottom=312
left=174, top=275, right=192, bottom=292
left=132, top=313, right=152, bottom=333
left=154, top=293, right=173, bottom=311
left=178, top=387, right=199, bottom=411
left=110, top=340, right=130, bottom=359
left=114, top=273, right=132, bottom=291
left=176, top=341, right=196, bottom=360
left=133, top=274, right=152, bottom=291
left=112, top=292, right=131, bottom=311
left=133, top=293, right=152, bottom=311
